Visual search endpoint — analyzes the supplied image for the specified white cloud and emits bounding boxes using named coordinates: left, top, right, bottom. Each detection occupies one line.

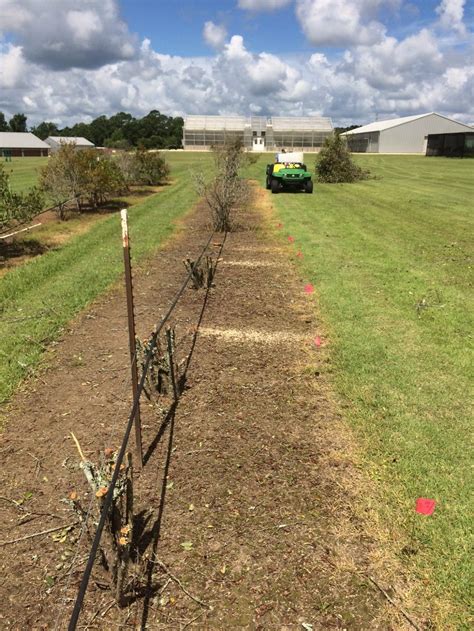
left=295, top=0, right=382, bottom=46
left=0, top=0, right=136, bottom=70
left=203, top=21, right=228, bottom=49
left=295, top=0, right=403, bottom=46
left=238, top=0, right=292, bottom=10
left=436, top=0, right=467, bottom=35
left=66, top=10, right=102, bottom=44
left=0, top=1, right=472, bottom=128
left=0, top=44, right=27, bottom=89
left=0, top=1, right=32, bottom=31
left=343, top=29, right=444, bottom=90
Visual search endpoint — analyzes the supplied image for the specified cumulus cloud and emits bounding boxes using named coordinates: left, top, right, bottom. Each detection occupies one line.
left=0, top=1, right=472, bottom=128
left=0, top=44, right=27, bottom=89
left=0, top=0, right=137, bottom=70
left=238, top=0, right=292, bottom=10
left=436, top=0, right=467, bottom=35
left=343, top=29, right=444, bottom=90
left=203, top=21, right=228, bottom=49
left=295, top=0, right=401, bottom=46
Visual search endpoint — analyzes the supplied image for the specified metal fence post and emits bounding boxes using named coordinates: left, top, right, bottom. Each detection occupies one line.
left=121, top=209, right=143, bottom=468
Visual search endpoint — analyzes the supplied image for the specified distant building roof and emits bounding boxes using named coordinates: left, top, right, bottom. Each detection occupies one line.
left=0, top=132, right=50, bottom=149
left=341, top=112, right=473, bottom=135
left=271, top=116, right=333, bottom=131
left=184, top=115, right=333, bottom=132
left=184, top=116, right=247, bottom=131
left=46, top=136, right=94, bottom=146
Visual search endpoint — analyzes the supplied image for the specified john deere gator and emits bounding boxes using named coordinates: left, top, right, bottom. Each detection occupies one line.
left=266, top=151, right=313, bottom=194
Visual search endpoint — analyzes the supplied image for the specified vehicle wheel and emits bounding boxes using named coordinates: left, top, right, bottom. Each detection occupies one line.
left=305, top=180, right=313, bottom=194
left=266, top=176, right=271, bottom=190
left=271, top=178, right=280, bottom=194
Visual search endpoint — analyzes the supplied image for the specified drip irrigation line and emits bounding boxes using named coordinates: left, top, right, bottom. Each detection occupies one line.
left=68, top=229, right=217, bottom=630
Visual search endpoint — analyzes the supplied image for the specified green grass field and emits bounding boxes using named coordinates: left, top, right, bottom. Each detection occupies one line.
left=244, top=153, right=473, bottom=627
left=1, top=156, right=48, bottom=193
left=0, top=152, right=212, bottom=404
left=2, top=152, right=472, bottom=625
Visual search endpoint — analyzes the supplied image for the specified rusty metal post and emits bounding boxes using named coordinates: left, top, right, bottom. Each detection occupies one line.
left=121, top=209, right=143, bottom=468
left=166, top=328, right=179, bottom=403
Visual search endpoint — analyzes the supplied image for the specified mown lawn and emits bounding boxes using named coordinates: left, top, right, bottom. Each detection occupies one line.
left=3, top=151, right=472, bottom=625
left=0, top=152, right=213, bottom=404
left=1, top=156, right=48, bottom=193
left=244, top=153, right=473, bottom=627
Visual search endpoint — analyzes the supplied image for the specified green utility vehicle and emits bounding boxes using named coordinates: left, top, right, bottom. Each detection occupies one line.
left=266, top=151, right=313, bottom=194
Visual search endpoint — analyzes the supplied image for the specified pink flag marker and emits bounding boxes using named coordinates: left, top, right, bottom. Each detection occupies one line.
left=288, top=235, right=295, bottom=243
left=416, top=498, right=436, bottom=516
left=304, top=283, right=314, bottom=294
left=296, top=251, right=303, bottom=258
left=314, top=336, right=322, bottom=347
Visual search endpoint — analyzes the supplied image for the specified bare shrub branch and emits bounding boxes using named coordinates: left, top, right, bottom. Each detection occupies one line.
left=194, top=140, right=250, bottom=232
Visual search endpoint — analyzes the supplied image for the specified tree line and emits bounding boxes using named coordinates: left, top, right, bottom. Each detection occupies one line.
left=0, top=110, right=184, bottom=150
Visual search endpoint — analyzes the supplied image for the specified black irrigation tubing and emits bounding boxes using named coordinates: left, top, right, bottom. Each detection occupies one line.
left=68, top=228, right=219, bottom=630
left=0, top=195, right=81, bottom=238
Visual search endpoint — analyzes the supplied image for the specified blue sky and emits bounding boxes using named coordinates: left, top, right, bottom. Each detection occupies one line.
left=0, top=0, right=472, bottom=126
left=120, top=0, right=471, bottom=55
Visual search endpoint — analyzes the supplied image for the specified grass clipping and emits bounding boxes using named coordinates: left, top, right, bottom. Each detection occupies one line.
left=316, top=134, right=371, bottom=183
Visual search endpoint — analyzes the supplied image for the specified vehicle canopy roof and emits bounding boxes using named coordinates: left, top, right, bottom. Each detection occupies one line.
left=275, top=151, right=304, bottom=164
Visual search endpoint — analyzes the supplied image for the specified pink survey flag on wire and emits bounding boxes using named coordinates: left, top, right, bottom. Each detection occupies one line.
left=296, top=251, right=303, bottom=258
left=314, top=336, right=322, bottom=347
left=416, top=498, right=436, bottom=516
left=288, top=235, right=295, bottom=243
left=304, top=283, right=314, bottom=294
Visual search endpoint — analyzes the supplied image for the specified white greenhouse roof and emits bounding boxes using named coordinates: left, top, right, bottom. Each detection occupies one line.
left=271, top=116, right=333, bottom=131
left=47, top=136, right=94, bottom=146
left=341, top=112, right=473, bottom=135
left=0, top=132, right=49, bottom=149
left=185, top=116, right=247, bottom=131
left=184, top=115, right=333, bottom=132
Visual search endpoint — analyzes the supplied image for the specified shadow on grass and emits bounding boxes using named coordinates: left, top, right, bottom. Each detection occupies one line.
left=0, top=238, right=49, bottom=263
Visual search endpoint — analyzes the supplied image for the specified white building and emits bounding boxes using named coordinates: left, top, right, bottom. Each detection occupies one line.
left=183, top=115, right=333, bottom=151
left=0, top=132, right=50, bottom=157
left=341, top=113, right=473, bottom=154
left=45, top=136, right=95, bottom=153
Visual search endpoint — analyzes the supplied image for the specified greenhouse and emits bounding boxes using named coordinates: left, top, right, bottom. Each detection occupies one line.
left=182, top=115, right=333, bottom=151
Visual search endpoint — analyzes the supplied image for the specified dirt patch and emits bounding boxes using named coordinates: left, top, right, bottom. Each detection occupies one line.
left=0, top=189, right=412, bottom=629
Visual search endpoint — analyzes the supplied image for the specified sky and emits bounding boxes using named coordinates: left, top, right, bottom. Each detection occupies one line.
left=0, top=0, right=473, bottom=127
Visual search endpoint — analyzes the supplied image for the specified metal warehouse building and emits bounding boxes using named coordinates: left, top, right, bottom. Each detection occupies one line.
left=182, top=115, right=333, bottom=151
left=45, top=136, right=95, bottom=153
left=341, top=112, right=473, bottom=154
left=0, top=132, right=50, bottom=157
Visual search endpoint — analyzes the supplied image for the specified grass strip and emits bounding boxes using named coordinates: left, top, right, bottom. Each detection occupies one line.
left=243, top=154, right=473, bottom=627
left=0, top=152, right=213, bottom=404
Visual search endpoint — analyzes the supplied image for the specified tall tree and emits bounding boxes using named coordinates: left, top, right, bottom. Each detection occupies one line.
left=0, top=112, right=8, bottom=132
left=31, top=121, right=59, bottom=140
left=9, top=113, right=28, bottom=133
